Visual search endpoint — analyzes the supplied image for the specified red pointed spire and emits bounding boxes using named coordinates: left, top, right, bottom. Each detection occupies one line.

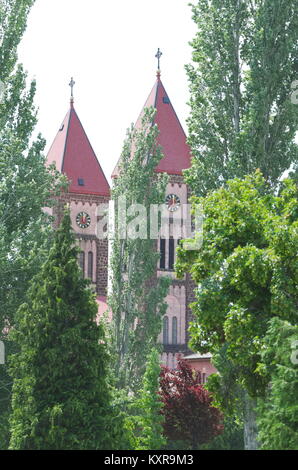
left=112, top=60, right=191, bottom=178
left=47, top=87, right=110, bottom=196
left=152, top=77, right=191, bottom=175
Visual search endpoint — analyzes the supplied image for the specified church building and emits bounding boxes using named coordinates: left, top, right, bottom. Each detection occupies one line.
left=46, top=53, right=216, bottom=376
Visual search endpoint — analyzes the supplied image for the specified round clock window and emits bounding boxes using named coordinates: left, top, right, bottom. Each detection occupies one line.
left=165, top=194, right=181, bottom=212
left=76, top=212, right=91, bottom=229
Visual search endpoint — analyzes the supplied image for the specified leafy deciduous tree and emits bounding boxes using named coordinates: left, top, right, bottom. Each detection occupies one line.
left=159, top=358, right=223, bottom=449
left=176, top=171, right=298, bottom=448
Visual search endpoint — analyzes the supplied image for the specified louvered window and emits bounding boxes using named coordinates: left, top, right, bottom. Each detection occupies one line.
left=169, top=238, right=175, bottom=270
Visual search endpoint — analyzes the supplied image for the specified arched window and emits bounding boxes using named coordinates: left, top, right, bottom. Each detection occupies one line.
left=88, top=251, right=93, bottom=280
left=79, top=251, right=85, bottom=277
left=163, top=316, right=169, bottom=345
left=172, top=317, right=178, bottom=345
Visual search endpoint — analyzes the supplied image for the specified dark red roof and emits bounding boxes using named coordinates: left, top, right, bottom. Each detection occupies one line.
left=47, top=103, right=110, bottom=196
left=112, top=74, right=192, bottom=177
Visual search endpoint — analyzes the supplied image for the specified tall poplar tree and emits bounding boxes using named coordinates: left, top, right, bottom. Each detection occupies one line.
left=0, top=0, right=62, bottom=449
left=185, top=0, right=298, bottom=196
left=0, top=0, right=62, bottom=327
left=109, top=107, right=171, bottom=391
left=9, top=213, right=114, bottom=450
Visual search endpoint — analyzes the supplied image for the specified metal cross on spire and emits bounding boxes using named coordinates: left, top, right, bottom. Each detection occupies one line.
left=69, top=77, right=75, bottom=103
left=155, top=48, right=162, bottom=72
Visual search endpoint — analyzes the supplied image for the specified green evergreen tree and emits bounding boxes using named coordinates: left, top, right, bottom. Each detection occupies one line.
left=256, top=318, right=298, bottom=450
left=9, top=213, right=113, bottom=450
left=109, top=107, right=170, bottom=391
left=201, top=416, right=244, bottom=450
left=0, top=0, right=63, bottom=449
left=185, top=0, right=298, bottom=196
left=126, top=348, right=166, bottom=450
left=203, top=346, right=245, bottom=450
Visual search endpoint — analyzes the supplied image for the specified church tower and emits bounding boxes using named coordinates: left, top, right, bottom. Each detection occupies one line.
left=47, top=79, right=110, bottom=302
left=47, top=68, right=211, bottom=374
left=112, top=51, right=195, bottom=368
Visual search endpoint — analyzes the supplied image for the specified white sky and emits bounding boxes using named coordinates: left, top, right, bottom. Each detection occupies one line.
left=18, top=0, right=196, bottom=183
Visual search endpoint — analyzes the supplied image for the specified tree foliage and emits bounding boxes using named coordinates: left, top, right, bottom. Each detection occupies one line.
left=206, top=344, right=246, bottom=419
left=9, top=213, right=115, bottom=450
left=176, top=172, right=298, bottom=399
left=201, top=416, right=244, bottom=450
left=125, top=348, right=166, bottom=450
left=256, top=318, right=298, bottom=450
left=109, top=107, right=170, bottom=391
left=159, top=358, right=223, bottom=449
left=185, top=0, right=298, bottom=196
left=0, top=0, right=63, bottom=329
left=0, top=0, right=63, bottom=449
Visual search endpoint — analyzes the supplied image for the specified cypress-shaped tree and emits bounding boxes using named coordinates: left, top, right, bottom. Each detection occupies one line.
left=9, top=212, right=113, bottom=450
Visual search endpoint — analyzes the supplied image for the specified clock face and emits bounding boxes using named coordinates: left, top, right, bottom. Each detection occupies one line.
left=165, top=194, right=181, bottom=212
left=76, top=212, right=91, bottom=229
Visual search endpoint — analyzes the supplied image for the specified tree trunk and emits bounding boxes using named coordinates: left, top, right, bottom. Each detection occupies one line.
left=244, top=394, right=258, bottom=450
